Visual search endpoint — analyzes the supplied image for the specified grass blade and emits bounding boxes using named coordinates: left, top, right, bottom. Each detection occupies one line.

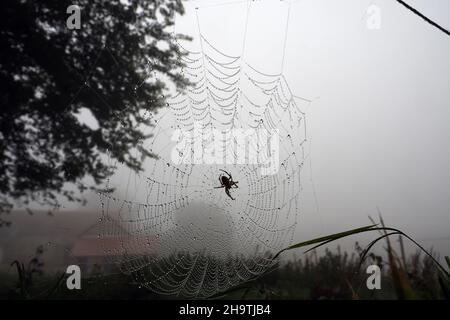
left=273, top=224, right=378, bottom=259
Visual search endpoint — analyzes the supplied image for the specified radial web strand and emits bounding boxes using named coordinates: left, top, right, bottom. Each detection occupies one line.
left=98, top=37, right=309, bottom=298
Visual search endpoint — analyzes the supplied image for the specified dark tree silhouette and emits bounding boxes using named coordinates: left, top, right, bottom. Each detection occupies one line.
left=0, top=0, right=188, bottom=220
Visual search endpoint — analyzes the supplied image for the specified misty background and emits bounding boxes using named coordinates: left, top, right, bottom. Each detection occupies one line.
left=1, top=0, right=449, bottom=269
left=170, top=0, right=450, bottom=257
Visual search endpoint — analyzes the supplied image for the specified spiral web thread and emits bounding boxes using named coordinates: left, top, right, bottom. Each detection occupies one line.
left=97, top=35, right=309, bottom=298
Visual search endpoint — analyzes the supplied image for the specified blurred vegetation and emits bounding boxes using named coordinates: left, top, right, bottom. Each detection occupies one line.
left=240, top=244, right=445, bottom=300
left=1, top=219, right=448, bottom=300
left=0, top=240, right=447, bottom=300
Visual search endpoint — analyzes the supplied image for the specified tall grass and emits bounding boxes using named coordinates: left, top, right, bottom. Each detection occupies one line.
left=213, top=216, right=449, bottom=299
left=1, top=217, right=448, bottom=300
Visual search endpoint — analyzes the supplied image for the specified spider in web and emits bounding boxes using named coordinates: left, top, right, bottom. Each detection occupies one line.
left=214, top=169, right=238, bottom=200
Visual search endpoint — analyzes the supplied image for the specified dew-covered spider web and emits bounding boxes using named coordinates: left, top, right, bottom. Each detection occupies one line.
left=97, top=35, right=309, bottom=298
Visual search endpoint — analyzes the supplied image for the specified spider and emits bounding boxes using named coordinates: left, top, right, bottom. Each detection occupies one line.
left=214, top=169, right=238, bottom=200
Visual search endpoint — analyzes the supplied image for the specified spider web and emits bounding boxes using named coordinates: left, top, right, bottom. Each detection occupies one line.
left=97, top=35, right=309, bottom=298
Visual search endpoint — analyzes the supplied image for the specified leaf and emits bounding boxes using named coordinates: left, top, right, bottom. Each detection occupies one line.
left=358, top=231, right=402, bottom=270
left=272, top=224, right=379, bottom=260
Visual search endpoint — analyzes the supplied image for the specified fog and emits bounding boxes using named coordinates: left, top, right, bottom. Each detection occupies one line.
left=4, top=0, right=449, bottom=265
left=169, top=0, right=450, bottom=257
left=143, top=0, right=450, bottom=257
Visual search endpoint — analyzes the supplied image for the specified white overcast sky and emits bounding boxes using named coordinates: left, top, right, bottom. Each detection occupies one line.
left=63, top=0, right=450, bottom=259
left=167, top=0, right=450, bottom=257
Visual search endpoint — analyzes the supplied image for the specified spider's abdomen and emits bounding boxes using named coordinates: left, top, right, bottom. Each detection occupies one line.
left=221, top=176, right=230, bottom=186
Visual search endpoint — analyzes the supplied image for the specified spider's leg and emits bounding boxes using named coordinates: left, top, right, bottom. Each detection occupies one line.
left=219, top=169, right=232, bottom=180
left=214, top=186, right=224, bottom=189
left=225, top=188, right=235, bottom=200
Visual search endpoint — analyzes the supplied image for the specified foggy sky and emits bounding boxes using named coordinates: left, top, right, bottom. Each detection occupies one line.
left=48, top=0, right=450, bottom=260
left=171, top=0, right=450, bottom=257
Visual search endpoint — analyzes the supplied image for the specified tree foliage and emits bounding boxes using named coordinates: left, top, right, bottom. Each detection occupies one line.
left=0, top=0, right=188, bottom=217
